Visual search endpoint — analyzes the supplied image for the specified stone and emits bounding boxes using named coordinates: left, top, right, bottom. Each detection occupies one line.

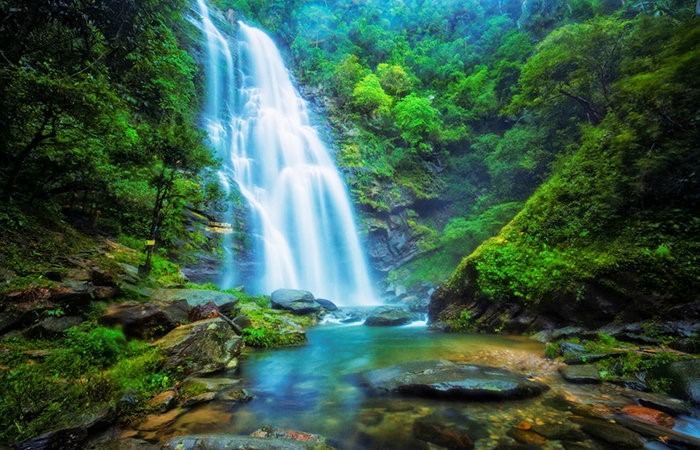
left=270, top=289, right=322, bottom=315
left=189, top=301, right=222, bottom=322
left=358, top=360, right=549, bottom=400
left=364, top=306, right=417, bottom=326
left=151, top=288, right=240, bottom=309
left=654, top=359, right=700, bottom=405
left=250, top=427, right=330, bottom=445
left=163, top=434, right=336, bottom=450
left=551, top=326, right=586, bottom=340
left=559, top=342, right=586, bottom=355
left=217, top=388, right=253, bottom=403
left=24, top=315, right=84, bottom=338
left=516, top=421, right=532, bottom=431
left=620, top=405, right=675, bottom=428
left=148, top=390, right=177, bottom=412
left=407, top=296, right=430, bottom=313
left=413, top=419, right=474, bottom=449
left=669, top=337, right=700, bottom=354
left=232, top=314, right=252, bottom=330
left=571, top=417, right=645, bottom=448
left=136, top=408, right=186, bottom=431
left=182, top=392, right=217, bottom=407
left=559, top=365, right=601, bottom=384
left=156, top=318, right=243, bottom=376
left=530, top=422, right=587, bottom=441
left=182, top=377, right=240, bottom=392
left=99, top=438, right=159, bottom=450
left=620, top=389, right=691, bottom=416
left=314, top=298, right=338, bottom=311
left=16, top=427, right=87, bottom=450
left=357, top=409, right=384, bottom=426
left=99, top=300, right=189, bottom=339
left=613, top=414, right=700, bottom=449
left=506, top=429, right=547, bottom=446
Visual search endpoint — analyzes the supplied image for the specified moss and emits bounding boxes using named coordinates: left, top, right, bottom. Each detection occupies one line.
left=0, top=325, right=173, bottom=444
left=445, top=309, right=476, bottom=332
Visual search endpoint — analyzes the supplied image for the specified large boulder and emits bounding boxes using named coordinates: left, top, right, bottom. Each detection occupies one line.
left=653, top=359, right=700, bottom=405
left=364, top=306, right=417, bottom=326
left=99, top=300, right=189, bottom=339
left=156, top=318, right=243, bottom=376
left=558, top=365, right=602, bottom=384
left=270, top=289, right=322, bottom=315
left=357, top=360, right=549, bottom=400
left=24, top=315, right=84, bottom=338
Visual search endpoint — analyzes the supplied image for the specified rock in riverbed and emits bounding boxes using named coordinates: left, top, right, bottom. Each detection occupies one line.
left=357, top=360, right=548, bottom=400
left=364, top=306, right=418, bottom=326
left=271, top=289, right=323, bottom=315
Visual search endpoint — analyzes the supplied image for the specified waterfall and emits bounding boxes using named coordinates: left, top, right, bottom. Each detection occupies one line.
left=195, top=0, right=377, bottom=306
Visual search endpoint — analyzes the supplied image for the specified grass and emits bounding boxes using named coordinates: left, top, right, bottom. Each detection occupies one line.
left=0, top=324, right=171, bottom=443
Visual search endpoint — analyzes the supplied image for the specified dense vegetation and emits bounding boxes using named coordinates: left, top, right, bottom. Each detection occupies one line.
left=0, top=0, right=698, bottom=444
left=0, top=0, right=219, bottom=274
left=218, top=0, right=698, bottom=296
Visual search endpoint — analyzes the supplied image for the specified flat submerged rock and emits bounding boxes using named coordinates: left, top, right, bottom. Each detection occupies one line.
left=357, top=359, right=549, bottom=401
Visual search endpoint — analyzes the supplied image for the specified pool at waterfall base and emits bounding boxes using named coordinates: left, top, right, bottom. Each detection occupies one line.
left=133, top=321, right=700, bottom=449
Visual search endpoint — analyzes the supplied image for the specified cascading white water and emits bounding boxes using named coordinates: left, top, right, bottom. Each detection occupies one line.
left=195, top=0, right=376, bottom=305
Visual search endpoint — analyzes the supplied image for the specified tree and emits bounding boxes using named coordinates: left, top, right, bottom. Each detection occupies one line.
left=510, top=16, right=631, bottom=125
left=351, top=74, right=393, bottom=118
left=393, top=94, right=441, bottom=152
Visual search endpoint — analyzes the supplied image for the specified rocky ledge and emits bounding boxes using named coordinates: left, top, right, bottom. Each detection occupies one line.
left=357, top=359, right=549, bottom=400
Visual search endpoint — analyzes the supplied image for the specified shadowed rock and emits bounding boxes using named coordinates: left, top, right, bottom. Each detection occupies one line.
left=357, top=360, right=549, bottom=400
left=270, top=289, right=323, bottom=315
left=558, top=365, right=601, bottom=384
left=364, top=306, right=418, bottom=326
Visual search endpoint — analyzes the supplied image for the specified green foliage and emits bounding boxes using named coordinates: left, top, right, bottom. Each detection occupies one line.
left=0, top=325, right=170, bottom=443
left=352, top=74, right=393, bottom=118
left=445, top=309, right=475, bottom=332
left=441, top=12, right=700, bottom=309
left=393, top=94, right=441, bottom=151
left=0, top=0, right=214, bottom=263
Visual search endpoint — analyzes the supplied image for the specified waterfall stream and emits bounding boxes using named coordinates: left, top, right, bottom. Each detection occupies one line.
left=196, top=1, right=376, bottom=305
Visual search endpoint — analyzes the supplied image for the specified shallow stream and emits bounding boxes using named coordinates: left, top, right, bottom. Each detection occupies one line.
left=150, top=322, right=700, bottom=449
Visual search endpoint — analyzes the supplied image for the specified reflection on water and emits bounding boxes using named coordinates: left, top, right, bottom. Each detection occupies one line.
left=161, top=324, right=699, bottom=449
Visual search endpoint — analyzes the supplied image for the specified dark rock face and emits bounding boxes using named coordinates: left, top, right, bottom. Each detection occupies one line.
left=156, top=318, right=243, bottom=376
left=270, top=289, right=322, bottom=315
left=364, top=306, right=417, bottom=326
left=358, top=360, right=549, bottom=400
left=558, top=365, right=602, bottom=384
left=16, top=427, right=87, bottom=450
left=654, top=359, right=700, bottom=405
left=99, top=300, right=189, bottom=339
left=367, top=211, right=421, bottom=273
left=429, top=261, right=700, bottom=333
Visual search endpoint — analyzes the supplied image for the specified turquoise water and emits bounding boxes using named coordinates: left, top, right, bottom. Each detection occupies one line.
left=152, top=323, right=699, bottom=449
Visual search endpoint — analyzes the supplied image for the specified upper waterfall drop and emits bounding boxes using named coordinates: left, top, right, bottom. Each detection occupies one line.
left=195, top=0, right=377, bottom=306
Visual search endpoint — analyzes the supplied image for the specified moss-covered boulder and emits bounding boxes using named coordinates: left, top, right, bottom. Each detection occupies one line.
left=156, top=318, right=243, bottom=376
